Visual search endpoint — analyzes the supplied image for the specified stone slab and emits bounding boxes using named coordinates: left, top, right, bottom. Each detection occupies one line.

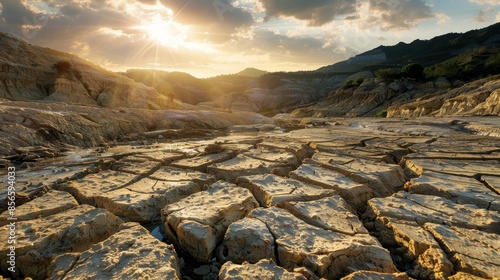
left=56, top=170, right=139, bottom=205
left=95, top=178, right=203, bottom=222
left=0, top=205, right=123, bottom=279
left=249, top=207, right=396, bottom=279
left=162, top=182, right=259, bottom=262
left=236, top=174, right=336, bottom=207
left=47, top=223, right=181, bottom=280
left=277, top=196, right=368, bottom=236
left=0, top=190, right=78, bottom=226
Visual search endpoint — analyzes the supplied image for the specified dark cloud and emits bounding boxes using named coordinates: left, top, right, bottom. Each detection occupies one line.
left=256, top=0, right=358, bottom=26
left=368, top=0, right=434, bottom=30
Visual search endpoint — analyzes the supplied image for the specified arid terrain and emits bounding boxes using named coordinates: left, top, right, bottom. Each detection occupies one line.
left=0, top=22, right=499, bottom=280
left=1, top=117, right=499, bottom=279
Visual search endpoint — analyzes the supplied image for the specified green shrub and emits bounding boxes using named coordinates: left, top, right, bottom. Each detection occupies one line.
left=342, top=80, right=357, bottom=89
left=355, top=78, right=365, bottom=85
left=401, top=63, right=425, bottom=80
left=375, top=68, right=402, bottom=81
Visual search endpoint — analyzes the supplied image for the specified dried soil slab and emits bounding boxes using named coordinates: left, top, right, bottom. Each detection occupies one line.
left=0, top=190, right=78, bottom=226
left=95, top=178, right=203, bottom=222
left=111, top=158, right=161, bottom=176
left=405, top=171, right=500, bottom=211
left=340, top=271, right=412, bottom=280
left=123, top=151, right=185, bottom=164
left=56, top=170, right=139, bottom=205
left=149, top=166, right=216, bottom=187
left=402, top=158, right=500, bottom=177
left=217, top=218, right=276, bottom=264
left=367, top=192, right=500, bottom=233
left=47, top=223, right=182, bottom=280
left=219, top=259, right=307, bottom=280
left=208, top=154, right=299, bottom=183
left=318, top=158, right=407, bottom=197
left=389, top=222, right=453, bottom=279
left=161, top=182, right=259, bottom=262
left=243, top=148, right=302, bottom=166
left=277, top=196, right=368, bottom=236
left=170, top=150, right=235, bottom=172
left=0, top=165, right=89, bottom=210
left=425, top=223, right=500, bottom=279
left=257, top=138, right=314, bottom=161
left=249, top=207, right=396, bottom=279
left=289, top=161, right=372, bottom=210
left=236, top=174, right=336, bottom=207
left=0, top=205, right=123, bottom=279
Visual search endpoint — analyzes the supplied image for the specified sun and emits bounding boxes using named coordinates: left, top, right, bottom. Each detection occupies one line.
left=141, top=14, right=188, bottom=48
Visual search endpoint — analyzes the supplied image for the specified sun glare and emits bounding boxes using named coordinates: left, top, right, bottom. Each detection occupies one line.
left=141, top=14, right=188, bottom=48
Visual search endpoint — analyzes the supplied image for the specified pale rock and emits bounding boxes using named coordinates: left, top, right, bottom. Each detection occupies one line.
left=249, top=207, right=396, bottom=279
left=0, top=205, right=123, bottom=279
left=277, top=196, right=368, bottom=236
left=217, top=218, right=276, bottom=264
left=401, top=158, right=500, bottom=178
left=47, top=223, right=181, bottom=280
left=162, top=182, right=259, bottom=262
left=219, top=259, right=307, bottom=280
left=236, top=174, right=336, bottom=207
left=425, top=223, right=500, bottom=279
left=389, top=222, right=453, bottom=279
left=434, top=77, right=451, bottom=89
left=95, top=178, right=203, bottom=222
left=366, top=192, right=500, bottom=233
left=170, top=150, right=235, bottom=172
left=405, top=171, right=500, bottom=211
left=56, top=170, right=140, bottom=205
left=111, top=158, right=162, bottom=176
left=208, top=149, right=301, bottom=183
left=149, top=166, right=216, bottom=187
left=340, top=271, right=412, bottom=280
left=289, top=161, right=372, bottom=211
left=0, top=190, right=78, bottom=226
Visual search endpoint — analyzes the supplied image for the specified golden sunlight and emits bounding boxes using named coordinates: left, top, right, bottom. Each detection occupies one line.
left=141, top=14, right=188, bottom=48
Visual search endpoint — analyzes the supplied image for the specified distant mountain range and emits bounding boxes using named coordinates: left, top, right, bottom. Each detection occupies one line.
left=317, top=22, right=500, bottom=74
left=0, top=22, right=498, bottom=119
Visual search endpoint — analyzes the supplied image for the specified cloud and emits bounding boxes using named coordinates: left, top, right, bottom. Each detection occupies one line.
left=256, top=0, right=358, bottom=26
left=497, top=11, right=500, bottom=21
left=469, top=0, right=500, bottom=5
left=435, top=13, right=451, bottom=25
left=159, top=0, right=254, bottom=42
left=367, top=0, right=434, bottom=30
left=474, top=7, right=496, bottom=22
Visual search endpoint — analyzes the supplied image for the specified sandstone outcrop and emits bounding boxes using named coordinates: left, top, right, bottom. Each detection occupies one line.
left=219, top=259, right=307, bottom=280
left=0, top=205, right=123, bottom=279
left=47, top=223, right=182, bottom=280
left=161, top=182, right=259, bottom=262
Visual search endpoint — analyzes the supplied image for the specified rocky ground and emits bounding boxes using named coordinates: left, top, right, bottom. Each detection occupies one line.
left=1, top=117, right=499, bottom=280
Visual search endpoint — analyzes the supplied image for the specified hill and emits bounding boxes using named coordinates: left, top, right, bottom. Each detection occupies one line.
left=236, top=68, right=268, bottom=77
left=317, top=22, right=500, bottom=74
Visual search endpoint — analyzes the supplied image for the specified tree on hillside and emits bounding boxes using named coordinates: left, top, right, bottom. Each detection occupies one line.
left=401, top=63, right=425, bottom=80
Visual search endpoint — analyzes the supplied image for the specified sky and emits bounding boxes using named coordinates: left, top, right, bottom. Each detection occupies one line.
left=0, top=0, right=499, bottom=78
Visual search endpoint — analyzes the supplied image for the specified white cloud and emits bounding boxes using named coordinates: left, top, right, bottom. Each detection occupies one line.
left=435, top=13, right=451, bottom=25
left=474, top=7, right=496, bottom=22
left=469, top=0, right=500, bottom=5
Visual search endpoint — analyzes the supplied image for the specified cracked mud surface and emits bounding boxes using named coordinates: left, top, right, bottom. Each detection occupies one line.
left=1, top=117, right=499, bottom=280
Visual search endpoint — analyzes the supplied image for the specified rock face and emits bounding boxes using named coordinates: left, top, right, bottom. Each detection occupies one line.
left=249, top=207, right=397, bottom=279
left=219, top=259, right=307, bottom=280
left=1, top=117, right=500, bottom=280
left=161, top=182, right=259, bottom=262
left=47, top=223, right=182, bottom=280
left=0, top=205, right=123, bottom=279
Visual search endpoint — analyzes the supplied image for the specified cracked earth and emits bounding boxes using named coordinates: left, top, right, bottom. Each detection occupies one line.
left=1, top=117, right=499, bottom=280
